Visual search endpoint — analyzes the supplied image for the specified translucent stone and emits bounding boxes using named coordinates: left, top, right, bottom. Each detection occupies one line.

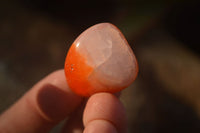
left=65, top=23, right=138, bottom=97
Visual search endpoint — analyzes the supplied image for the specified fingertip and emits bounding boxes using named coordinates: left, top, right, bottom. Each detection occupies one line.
left=29, top=69, right=83, bottom=121
left=36, top=84, right=81, bottom=121
left=83, top=93, right=127, bottom=133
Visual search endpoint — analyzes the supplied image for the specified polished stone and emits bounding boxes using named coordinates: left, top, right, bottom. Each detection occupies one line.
left=65, top=23, right=138, bottom=96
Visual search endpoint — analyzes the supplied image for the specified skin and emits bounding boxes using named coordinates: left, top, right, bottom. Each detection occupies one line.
left=0, top=69, right=127, bottom=133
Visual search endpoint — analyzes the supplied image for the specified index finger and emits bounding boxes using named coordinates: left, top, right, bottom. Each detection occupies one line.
left=0, top=69, right=83, bottom=133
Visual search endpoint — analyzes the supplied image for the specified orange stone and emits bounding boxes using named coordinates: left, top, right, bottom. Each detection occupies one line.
left=64, top=23, right=138, bottom=97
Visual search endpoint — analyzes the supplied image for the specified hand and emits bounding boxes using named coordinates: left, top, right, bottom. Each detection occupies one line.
left=0, top=70, right=127, bottom=133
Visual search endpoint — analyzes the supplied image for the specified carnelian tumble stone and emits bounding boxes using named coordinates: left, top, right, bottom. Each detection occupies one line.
left=65, top=23, right=138, bottom=97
